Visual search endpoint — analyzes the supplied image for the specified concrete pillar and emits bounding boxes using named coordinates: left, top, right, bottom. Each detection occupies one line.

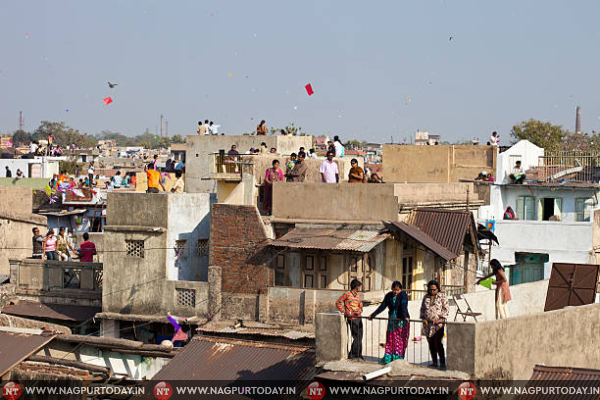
left=258, top=288, right=269, bottom=323
left=304, top=290, right=316, bottom=325
left=208, top=266, right=222, bottom=322
left=315, top=312, right=347, bottom=364
left=241, top=172, right=255, bottom=206
left=101, top=319, right=120, bottom=338
left=446, top=322, right=475, bottom=377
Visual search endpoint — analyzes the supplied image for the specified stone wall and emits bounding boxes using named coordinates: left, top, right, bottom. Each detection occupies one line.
left=0, top=187, right=47, bottom=275
left=447, top=302, right=600, bottom=380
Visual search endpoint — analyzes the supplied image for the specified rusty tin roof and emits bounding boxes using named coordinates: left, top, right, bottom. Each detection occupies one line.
left=0, top=331, right=55, bottom=377
left=270, top=228, right=390, bottom=253
left=152, top=336, right=315, bottom=381
left=408, top=208, right=477, bottom=256
left=515, top=364, right=600, bottom=400
left=386, top=221, right=458, bottom=261
left=271, top=228, right=391, bottom=253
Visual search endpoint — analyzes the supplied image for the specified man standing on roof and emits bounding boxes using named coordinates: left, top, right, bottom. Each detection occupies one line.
left=336, top=279, right=364, bottom=360
left=146, top=163, right=166, bottom=193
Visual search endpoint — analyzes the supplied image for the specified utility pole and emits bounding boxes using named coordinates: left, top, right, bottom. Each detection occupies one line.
left=19, top=111, right=23, bottom=131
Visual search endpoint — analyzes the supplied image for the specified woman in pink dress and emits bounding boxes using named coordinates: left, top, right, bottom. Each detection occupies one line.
left=42, top=229, right=59, bottom=261
left=262, top=160, right=283, bottom=215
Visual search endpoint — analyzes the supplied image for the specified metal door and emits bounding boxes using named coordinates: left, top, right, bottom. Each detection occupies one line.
left=544, top=263, right=600, bottom=312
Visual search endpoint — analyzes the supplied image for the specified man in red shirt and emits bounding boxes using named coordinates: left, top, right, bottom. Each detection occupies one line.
left=78, top=232, right=97, bottom=262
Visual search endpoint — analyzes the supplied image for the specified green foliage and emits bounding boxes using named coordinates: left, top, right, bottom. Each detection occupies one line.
left=510, top=119, right=570, bottom=151
left=171, top=134, right=185, bottom=144
left=95, top=130, right=138, bottom=147
left=344, top=140, right=362, bottom=149
left=59, top=158, right=81, bottom=175
left=11, top=130, right=32, bottom=145
left=33, top=121, right=97, bottom=148
left=269, top=123, right=308, bottom=136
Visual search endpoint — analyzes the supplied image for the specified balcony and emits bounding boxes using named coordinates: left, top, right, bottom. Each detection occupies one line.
left=10, top=259, right=103, bottom=306
left=208, top=153, right=254, bottom=182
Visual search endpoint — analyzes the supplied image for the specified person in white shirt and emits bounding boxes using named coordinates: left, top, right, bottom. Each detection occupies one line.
left=509, top=161, right=525, bottom=184
left=209, top=121, right=220, bottom=135
left=111, top=171, right=122, bottom=189
left=87, top=161, right=95, bottom=188
left=171, top=170, right=185, bottom=194
left=308, top=149, right=318, bottom=158
left=333, top=136, right=345, bottom=157
left=490, top=131, right=499, bottom=146
left=320, top=151, right=339, bottom=183
left=30, top=141, right=38, bottom=155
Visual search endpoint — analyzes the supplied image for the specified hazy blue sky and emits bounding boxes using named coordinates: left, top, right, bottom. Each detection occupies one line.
left=1, top=0, right=600, bottom=143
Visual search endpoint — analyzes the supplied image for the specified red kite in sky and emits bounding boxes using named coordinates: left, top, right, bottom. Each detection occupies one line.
left=305, top=83, right=314, bottom=96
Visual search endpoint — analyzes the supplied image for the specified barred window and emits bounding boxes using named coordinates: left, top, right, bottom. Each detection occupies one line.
left=197, top=239, right=209, bottom=256
left=125, top=240, right=144, bottom=258
left=175, top=239, right=188, bottom=259
left=176, top=288, right=196, bottom=308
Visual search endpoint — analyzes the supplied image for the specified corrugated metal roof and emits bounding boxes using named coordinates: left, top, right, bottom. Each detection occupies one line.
left=386, top=221, right=458, bottom=261
left=270, top=229, right=389, bottom=253
left=0, top=331, right=55, bottom=377
left=152, top=336, right=315, bottom=381
left=409, top=208, right=476, bottom=256
left=2, top=302, right=101, bottom=322
left=515, top=364, right=600, bottom=400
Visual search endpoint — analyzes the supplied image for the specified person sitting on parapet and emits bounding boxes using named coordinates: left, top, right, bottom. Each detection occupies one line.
left=509, top=161, right=525, bottom=184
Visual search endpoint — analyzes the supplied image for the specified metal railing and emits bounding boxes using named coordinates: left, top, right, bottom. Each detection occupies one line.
left=344, top=316, right=446, bottom=366
left=404, top=286, right=464, bottom=302
left=538, top=152, right=600, bottom=183
left=211, top=153, right=254, bottom=175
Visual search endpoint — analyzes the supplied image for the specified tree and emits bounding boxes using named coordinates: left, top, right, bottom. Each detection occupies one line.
left=269, top=123, right=308, bottom=136
left=171, top=134, right=185, bottom=144
left=96, top=130, right=137, bottom=147
left=11, top=130, right=32, bottom=145
left=510, top=119, right=570, bottom=151
left=33, top=121, right=96, bottom=148
left=157, top=137, right=172, bottom=149
left=344, top=140, right=361, bottom=149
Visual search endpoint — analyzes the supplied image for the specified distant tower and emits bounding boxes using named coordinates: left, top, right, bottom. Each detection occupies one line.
left=576, top=106, right=581, bottom=134
left=160, top=114, right=164, bottom=138
left=19, top=111, right=23, bottom=131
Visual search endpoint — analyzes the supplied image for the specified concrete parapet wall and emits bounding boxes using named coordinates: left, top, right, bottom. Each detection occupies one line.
left=0, top=178, right=48, bottom=189
left=383, top=145, right=496, bottom=183
left=185, top=135, right=314, bottom=193
left=393, top=182, right=481, bottom=204
left=272, top=182, right=398, bottom=221
left=316, top=313, right=347, bottom=364
left=107, top=192, right=169, bottom=228
left=447, top=302, right=600, bottom=380
left=267, top=287, right=344, bottom=325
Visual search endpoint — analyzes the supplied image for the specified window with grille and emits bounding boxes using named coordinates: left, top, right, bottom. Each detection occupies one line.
left=125, top=240, right=144, bottom=258
left=176, top=288, right=196, bottom=308
left=197, top=239, right=209, bottom=256
left=175, top=239, right=188, bottom=259
left=516, top=195, right=535, bottom=220
left=575, top=198, right=594, bottom=222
